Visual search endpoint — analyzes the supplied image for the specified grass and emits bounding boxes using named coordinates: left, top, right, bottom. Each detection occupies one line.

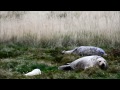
left=0, top=11, right=120, bottom=79
left=0, top=43, right=120, bottom=79
left=0, top=11, right=120, bottom=48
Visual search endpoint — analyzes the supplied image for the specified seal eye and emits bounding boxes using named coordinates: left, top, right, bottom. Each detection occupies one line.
left=99, top=61, right=101, bottom=63
left=100, top=51, right=104, bottom=55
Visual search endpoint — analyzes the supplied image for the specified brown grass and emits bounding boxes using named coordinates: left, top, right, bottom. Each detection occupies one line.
left=0, top=11, right=120, bottom=47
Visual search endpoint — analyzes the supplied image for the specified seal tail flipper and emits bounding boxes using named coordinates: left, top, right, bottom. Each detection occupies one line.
left=62, top=47, right=78, bottom=54
left=58, top=65, right=73, bottom=70
left=62, top=50, right=74, bottom=54
left=66, top=63, right=70, bottom=65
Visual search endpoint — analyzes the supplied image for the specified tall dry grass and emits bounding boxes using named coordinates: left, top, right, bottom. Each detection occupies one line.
left=0, top=11, right=120, bottom=48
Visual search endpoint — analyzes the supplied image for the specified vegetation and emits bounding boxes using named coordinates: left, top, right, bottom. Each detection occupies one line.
left=0, top=11, right=120, bottom=79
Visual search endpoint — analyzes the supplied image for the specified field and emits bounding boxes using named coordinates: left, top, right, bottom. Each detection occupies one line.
left=0, top=11, right=120, bottom=79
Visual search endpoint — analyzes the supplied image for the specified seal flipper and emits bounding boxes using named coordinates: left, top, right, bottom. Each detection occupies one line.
left=58, top=65, right=73, bottom=70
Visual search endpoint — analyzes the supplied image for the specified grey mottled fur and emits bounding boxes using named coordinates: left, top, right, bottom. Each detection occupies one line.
left=62, top=46, right=107, bottom=56
left=58, top=55, right=108, bottom=71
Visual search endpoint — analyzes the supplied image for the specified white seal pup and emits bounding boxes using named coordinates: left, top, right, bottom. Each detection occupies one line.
left=24, top=69, right=41, bottom=76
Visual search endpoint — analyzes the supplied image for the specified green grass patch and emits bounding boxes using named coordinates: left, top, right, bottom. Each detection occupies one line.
left=0, top=43, right=120, bottom=79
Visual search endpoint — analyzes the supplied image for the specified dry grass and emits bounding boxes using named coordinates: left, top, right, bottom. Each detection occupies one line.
left=0, top=11, right=120, bottom=48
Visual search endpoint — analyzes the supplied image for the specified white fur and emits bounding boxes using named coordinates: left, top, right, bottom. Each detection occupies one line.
left=24, top=69, right=41, bottom=76
left=58, top=55, right=108, bottom=70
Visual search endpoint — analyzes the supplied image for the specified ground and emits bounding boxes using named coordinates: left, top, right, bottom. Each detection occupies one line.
left=0, top=43, right=120, bottom=79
